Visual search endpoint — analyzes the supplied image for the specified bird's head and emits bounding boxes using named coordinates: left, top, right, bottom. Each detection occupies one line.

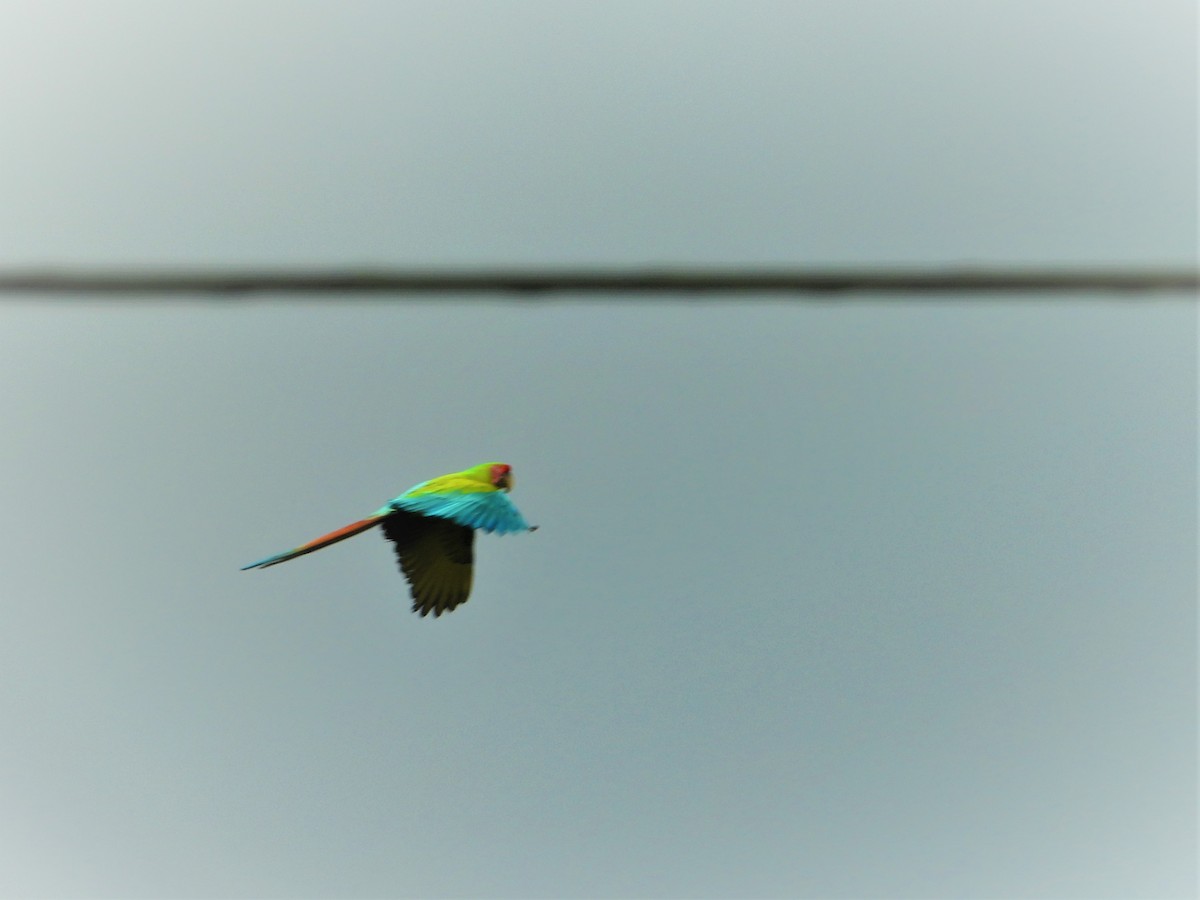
left=488, top=462, right=514, bottom=492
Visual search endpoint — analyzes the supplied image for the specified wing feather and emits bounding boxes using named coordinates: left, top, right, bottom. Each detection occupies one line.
left=380, top=509, right=475, bottom=617
left=388, top=490, right=530, bottom=534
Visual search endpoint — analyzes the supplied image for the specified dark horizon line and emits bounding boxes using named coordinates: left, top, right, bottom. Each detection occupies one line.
left=1, top=265, right=1196, bottom=298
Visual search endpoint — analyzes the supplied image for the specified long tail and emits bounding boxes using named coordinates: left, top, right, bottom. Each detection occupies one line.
left=241, top=512, right=387, bottom=570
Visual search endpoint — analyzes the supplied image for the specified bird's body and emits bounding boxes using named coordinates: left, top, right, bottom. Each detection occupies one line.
left=242, top=462, right=534, bottom=616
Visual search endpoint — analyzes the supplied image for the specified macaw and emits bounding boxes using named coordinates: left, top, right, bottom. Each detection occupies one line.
left=243, top=462, right=535, bottom=617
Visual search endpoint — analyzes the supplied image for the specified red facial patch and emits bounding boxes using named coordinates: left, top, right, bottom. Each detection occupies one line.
left=490, top=463, right=511, bottom=485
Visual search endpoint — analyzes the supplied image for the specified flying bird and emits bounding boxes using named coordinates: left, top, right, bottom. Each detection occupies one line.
left=243, top=462, right=535, bottom=616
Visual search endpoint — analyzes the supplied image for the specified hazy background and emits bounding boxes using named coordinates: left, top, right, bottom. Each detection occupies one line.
left=0, top=2, right=1195, bottom=898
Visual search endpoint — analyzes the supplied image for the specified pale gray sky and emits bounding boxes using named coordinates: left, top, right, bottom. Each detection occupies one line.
left=0, top=3, right=1195, bottom=898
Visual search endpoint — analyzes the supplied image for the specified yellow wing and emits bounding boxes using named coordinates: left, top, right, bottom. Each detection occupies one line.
left=381, top=509, right=475, bottom=617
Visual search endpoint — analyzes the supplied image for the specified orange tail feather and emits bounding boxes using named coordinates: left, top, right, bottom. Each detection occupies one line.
left=242, top=513, right=386, bottom=570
